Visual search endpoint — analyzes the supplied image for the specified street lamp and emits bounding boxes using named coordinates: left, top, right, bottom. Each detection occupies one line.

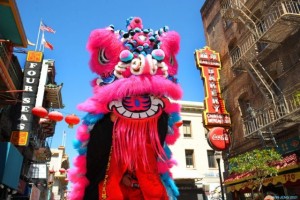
left=215, top=152, right=225, bottom=200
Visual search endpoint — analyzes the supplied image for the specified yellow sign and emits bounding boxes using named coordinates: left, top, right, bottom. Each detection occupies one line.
left=26, top=51, right=43, bottom=62
left=10, top=131, right=29, bottom=146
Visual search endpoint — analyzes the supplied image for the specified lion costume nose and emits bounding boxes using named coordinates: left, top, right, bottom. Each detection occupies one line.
left=130, top=54, right=157, bottom=76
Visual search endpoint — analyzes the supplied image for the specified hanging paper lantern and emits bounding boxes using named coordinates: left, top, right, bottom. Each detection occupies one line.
left=32, top=106, right=48, bottom=118
left=59, top=168, right=66, bottom=174
left=65, top=114, right=80, bottom=128
left=48, top=111, right=64, bottom=122
left=49, top=169, right=55, bottom=174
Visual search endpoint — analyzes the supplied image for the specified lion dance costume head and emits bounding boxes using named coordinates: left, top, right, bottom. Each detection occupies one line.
left=68, top=17, right=183, bottom=200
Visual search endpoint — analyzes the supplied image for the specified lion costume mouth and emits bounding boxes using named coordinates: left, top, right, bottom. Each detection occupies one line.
left=108, top=95, right=164, bottom=119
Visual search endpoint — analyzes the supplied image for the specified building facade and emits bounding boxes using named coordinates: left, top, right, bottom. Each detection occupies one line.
left=48, top=146, right=69, bottom=200
left=170, top=101, right=225, bottom=200
left=0, top=1, right=64, bottom=199
left=200, top=0, right=300, bottom=199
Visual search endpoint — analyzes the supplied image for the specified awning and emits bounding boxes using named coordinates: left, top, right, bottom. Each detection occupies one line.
left=224, top=153, right=300, bottom=192
left=226, top=171, right=300, bottom=193
left=224, top=153, right=299, bottom=185
left=0, top=142, right=23, bottom=189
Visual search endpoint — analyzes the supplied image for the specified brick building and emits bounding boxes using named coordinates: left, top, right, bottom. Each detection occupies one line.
left=200, top=0, right=300, bottom=199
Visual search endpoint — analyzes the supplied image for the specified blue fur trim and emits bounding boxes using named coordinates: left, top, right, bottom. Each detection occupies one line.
left=77, top=147, right=87, bottom=155
left=164, top=144, right=172, bottom=160
left=82, top=113, right=104, bottom=125
left=73, top=139, right=87, bottom=155
left=161, top=172, right=179, bottom=199
left=73, top=139, right=82, bottom=149
left=168, top=112, right=181, bottom=127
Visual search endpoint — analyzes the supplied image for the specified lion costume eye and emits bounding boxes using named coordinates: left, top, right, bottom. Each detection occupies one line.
left=98, top=48, right=109, bottom=65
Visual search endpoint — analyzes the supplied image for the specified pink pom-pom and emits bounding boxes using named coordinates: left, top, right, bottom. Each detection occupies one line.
left=67, top=168, right=79, bottom=182
left=157, top=161, right=170, bottom=174
left=76, top=125, right=90, bottom=142
left=68, top=177, right=89, bottom=200
left=73, top=155, right=86, bottom=168
left=165, top=102, right=181, bottom=114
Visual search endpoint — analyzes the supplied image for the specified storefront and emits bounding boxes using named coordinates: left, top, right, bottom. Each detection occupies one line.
left=224, top=153, right=300, bottom=200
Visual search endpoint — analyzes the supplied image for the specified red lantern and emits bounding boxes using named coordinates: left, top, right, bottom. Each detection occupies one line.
left=48, top=111, right=64, bottom=122
left=65, top=114, right=80, bottom=128
left=49, top=169, right=55, bottom=174
left=32, top=106, right=48, bottom=118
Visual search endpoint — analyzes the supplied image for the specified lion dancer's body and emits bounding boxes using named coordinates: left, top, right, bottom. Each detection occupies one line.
left=98, top=114, right=169, bottom=200
left=98, top=144, right=168, bottom=200
left=68, top=16, right=182, bottom=200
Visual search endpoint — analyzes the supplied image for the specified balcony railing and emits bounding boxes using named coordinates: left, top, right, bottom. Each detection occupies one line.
left=243, top=91, right=300, bottom=137
left=224, top=0, right=300, bottom=68
left=0, top=41, right=23, bottom=96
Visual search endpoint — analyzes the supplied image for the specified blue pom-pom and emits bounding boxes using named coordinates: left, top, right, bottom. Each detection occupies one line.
left=168, top=112, right=181, bottom=127
left=120, top=50, right=134, bottom=62
left=137, top=46, right=144, bottom=51
left=134, top=28, right=141, bottom=33
left=83, top=113, right=104, bottom=125
left=125, top=43, right=133, bottom=50
left=77, top=147, right=87, bottom=155
left=164, top=145, right=172, bottom=159
left=163, top=26, right=169, bottom=32
left=152, top=49, right=165, bottom=61
left=143, top=29, right=149, bottom=34
left=161, top=173, right=180, bottom=197
left=143, top=43, right=149, bottom=49
left=73, top=139, right=82, bottom=149
left=149, top=36, right=155, bottom=42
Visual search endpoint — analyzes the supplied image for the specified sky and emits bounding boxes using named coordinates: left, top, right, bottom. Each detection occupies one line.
left=15, top=0, right=206, bottom=167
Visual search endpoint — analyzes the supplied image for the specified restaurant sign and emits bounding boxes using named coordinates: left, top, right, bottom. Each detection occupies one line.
left=195, top=46, right=231, bottom=151
left=11, top=51, right=44, bottom=146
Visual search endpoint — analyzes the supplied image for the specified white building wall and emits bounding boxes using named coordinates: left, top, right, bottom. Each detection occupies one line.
left=49, top=146, right=68, bottom=200
left=169, top=101, right=224, bottom=199
left=35, top=59, right=50, bottom=107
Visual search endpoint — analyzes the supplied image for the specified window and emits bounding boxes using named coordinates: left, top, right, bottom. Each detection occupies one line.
left=185, top=149, right=194, bottom=168
left=223, top=19, right=232, bottom=30
left=207, top=150, right=216, bottom=168
left=183, top=120, right=192, bottom=138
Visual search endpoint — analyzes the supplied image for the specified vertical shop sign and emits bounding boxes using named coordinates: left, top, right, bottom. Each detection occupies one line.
left=11, top=51, right=44, bottom=146
left=195, top=46, right=231, bottom=151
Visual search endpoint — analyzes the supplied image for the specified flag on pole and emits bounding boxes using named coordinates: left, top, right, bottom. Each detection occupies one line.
left=40, top=21, right=56, bottom=33
left=41, top=34, right=54, bottom=50
left=44, top=40, right=54, bottom=50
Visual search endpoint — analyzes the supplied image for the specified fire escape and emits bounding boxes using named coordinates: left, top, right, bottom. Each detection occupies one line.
left=220, top=0, right=300, bottom=147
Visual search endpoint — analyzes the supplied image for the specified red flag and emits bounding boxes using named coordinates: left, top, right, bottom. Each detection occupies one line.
left=40, top=22, right=56, bottom=33
left=44, top=40, right=54, bottom=50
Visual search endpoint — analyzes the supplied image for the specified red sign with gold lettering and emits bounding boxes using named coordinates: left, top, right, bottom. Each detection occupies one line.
left=195, top=46, right=231, bottom=151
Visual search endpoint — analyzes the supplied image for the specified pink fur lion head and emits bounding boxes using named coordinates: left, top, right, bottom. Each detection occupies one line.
left=79, top=17, right=182, bottom=117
